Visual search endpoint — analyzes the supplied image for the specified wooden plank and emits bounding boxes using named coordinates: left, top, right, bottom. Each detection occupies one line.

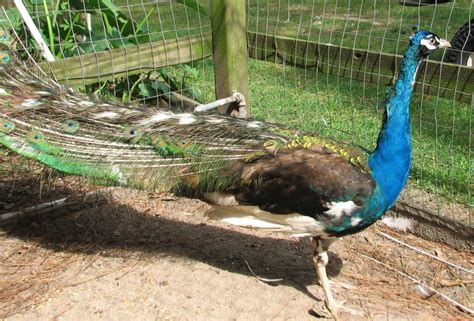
left=210, top=0, right=250, bottom=116
left=248, top=32, right=474, bottom=104
left=41, top=33, right=213, bottom=87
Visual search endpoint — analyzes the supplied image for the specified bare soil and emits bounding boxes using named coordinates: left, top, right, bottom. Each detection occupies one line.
left=0, top=152, right=473, bottom=321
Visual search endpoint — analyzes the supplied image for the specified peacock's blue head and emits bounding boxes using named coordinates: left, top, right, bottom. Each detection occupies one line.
left=409, top=30, right=451, bottom=58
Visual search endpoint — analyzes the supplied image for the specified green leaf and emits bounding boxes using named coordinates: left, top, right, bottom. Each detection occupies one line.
left=138, top=83, right=155, bottom=97
left=175, top=0, right=208, bottom=16
left=0, top=9, right=21, bottom=29
left=188, top=86, right=203, bottom=102
left=158, top=67, right=169, bottom=77
left=152, top=81, right=170, bottom=94
left=181, top=64, right=199, bottom=79
left=28, top=0, right=51, bottom=4
left=87, top=39, right=109, bottom=52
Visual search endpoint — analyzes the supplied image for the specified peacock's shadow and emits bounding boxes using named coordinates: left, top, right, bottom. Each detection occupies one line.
left=4, top=194, right=343, bottom=301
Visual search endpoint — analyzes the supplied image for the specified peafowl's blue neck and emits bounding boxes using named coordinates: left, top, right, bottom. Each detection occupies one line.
left=323, top=42, right=426, bottom=237
left=367, top=43, right=422, bottom=215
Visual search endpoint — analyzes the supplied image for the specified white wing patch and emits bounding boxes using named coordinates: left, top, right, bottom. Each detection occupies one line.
left=206, top=205, right=325, bottom=235
left=324, top=201, right=359, bottom=219
left=221, top=216, right=287, bottom=229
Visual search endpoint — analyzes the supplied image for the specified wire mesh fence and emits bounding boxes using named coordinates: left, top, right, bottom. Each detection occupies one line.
left=1, top=0, right=214, bottom=108
left=246, top=0, right=473, bottom=228
left=0, top=1, right=473, bottom=319
left=0, top=0, right=215, bottom=226
left=0, top=0, right=472, bottom=230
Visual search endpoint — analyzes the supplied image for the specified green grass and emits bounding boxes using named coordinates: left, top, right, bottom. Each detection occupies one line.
left=111, top=0, right=211, bottom=41
left=247, top=0, right=473, bottom=60
left=19, top=0, right=472, bottom=60
left=193, top=57, right=472, bottom=207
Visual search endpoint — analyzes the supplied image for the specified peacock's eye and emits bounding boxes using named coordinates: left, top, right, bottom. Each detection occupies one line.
left=429, top=38, right=436, bottom=45
left=63, top=120, right=79, bottom=133
left=123, top=126, right=141, bottom=140
left=0, top=120, right=15, bottom=133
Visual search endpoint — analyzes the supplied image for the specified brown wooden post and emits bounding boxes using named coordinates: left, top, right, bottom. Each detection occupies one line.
left=2, top=0, right=15, bottom=8
left=210, top=0, right=250, bottom=116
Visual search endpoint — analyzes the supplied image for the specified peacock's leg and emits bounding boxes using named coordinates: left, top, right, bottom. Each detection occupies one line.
left=311, top=237, right=339, bottom=319
left=311, top=237, right=360, bottom=319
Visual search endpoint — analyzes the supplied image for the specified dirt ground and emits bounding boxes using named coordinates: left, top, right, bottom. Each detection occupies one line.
left=0, top=154, right=473, bottom=320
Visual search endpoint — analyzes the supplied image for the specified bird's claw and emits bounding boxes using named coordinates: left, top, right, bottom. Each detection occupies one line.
left=324, top=300, right=362, bottom=319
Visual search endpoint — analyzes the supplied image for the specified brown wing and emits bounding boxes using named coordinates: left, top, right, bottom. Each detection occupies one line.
left=230, top=147, right=375, bottom=218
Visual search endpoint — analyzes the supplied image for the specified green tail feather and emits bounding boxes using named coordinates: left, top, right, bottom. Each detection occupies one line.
left=0, top=59, right=370, bottom=195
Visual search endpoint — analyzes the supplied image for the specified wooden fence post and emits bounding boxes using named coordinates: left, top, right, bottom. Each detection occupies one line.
left=2, top=0, right=15, bottom=8
left=210, top=0, right=250, bottom=116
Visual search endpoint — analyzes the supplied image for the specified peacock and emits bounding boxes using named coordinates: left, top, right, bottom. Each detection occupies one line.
left=0, top=30, right=450, bottom=318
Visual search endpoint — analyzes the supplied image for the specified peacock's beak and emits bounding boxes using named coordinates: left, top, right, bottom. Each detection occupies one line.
left=439, top=39, right=452, bottom=48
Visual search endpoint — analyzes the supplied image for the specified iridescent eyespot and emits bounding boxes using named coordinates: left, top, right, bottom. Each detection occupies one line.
left=123, top=127, right=142, bottom=140
left=26, top=130, right=45, bottom=143
left=0, top=119, right=15, bottom=133
left=1, top=55, right=10, bottom=63
left=63, top=120, right=80, bottom=134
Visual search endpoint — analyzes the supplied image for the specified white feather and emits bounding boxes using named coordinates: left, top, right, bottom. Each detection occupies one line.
left=247, top=121, right=263, bottom=128
left=206, top=205, right=325, bottom=235
left=381, top=217, right=417, bottom=233
left=78, top=100, right=95, bottom=107
left=20, top=98, right=42, bottom=107
left=420, top=38, right=438, bottom=50
left=139, top=112, right=172, bottom=126
left=324, top=201, right=359, bottom=218
left=221, top=216, right=287, bottom=229
left=177, top=114, right=196, bottom=125
left=203, top=192, right=239, bottom=206
left=91, top=111, right=119, bottom=120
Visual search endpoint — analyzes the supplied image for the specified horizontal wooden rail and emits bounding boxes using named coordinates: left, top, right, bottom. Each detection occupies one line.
left=248, top=32, right=474, bottom=105
left=41, top=33, right=213, bottom=87
left=41, top=31, right=472, bottom=105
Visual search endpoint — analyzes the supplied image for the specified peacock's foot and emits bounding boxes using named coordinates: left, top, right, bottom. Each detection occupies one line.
left=325, top=299, right=362, bottom=318
left=311, top=299, right=361, bottom=321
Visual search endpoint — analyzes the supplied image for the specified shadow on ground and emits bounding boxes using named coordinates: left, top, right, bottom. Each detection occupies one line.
left=3, top=197, right=343, bottom=302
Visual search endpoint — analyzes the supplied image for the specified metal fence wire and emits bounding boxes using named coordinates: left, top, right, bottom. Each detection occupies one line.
left=0, top=0, right=472, bottom=231
left=0, top=2, right=473, bottom=318
left=246, top=0, right=472, bottom=229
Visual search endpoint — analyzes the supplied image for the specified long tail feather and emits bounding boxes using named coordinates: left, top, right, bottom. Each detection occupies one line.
left=0, top=60, right=289, bottom=192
